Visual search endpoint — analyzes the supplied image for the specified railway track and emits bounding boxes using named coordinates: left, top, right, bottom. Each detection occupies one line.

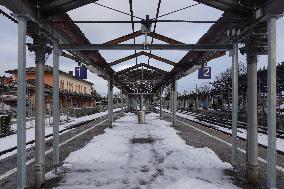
left=173, top=109, right=284, bottom=155
left=181, top=110, right=284, bottom=138
left=0, top=114, right=110, bottom=157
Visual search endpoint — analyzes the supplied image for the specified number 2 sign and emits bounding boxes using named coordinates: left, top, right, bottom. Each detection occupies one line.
left=198, top=67, right=211, bottom=79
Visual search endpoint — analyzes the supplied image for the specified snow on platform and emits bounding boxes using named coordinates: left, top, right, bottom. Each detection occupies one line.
left=54, top=113, right=239, bottom=189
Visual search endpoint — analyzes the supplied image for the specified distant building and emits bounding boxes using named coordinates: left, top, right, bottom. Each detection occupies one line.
left=5, top=65, right=96, bottom=110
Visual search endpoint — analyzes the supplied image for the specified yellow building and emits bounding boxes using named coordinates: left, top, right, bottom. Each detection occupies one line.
left=6, top=65, right=95, bottom=109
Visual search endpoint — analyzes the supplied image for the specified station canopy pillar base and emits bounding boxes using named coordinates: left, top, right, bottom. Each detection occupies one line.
left=247, top=164, right=259, bottom=186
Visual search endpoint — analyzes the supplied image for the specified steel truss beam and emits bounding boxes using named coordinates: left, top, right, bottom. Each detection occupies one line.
left=110, top=51, right=176, bottom=66
left=104, top=31, right=183, bottom=45
left=59, top=44, right=233, bottom=51
left=115, top=63, right=168, bottom=76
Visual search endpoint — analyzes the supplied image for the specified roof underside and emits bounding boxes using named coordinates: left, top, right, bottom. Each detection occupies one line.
left=1, top=0, right=284, bottom=94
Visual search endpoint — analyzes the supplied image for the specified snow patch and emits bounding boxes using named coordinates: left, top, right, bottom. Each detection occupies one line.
left=55, top=113, right=239, bottom=189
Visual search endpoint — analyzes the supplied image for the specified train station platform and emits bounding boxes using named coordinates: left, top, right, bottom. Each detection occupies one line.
left=48, top=113, right=240, bottom=189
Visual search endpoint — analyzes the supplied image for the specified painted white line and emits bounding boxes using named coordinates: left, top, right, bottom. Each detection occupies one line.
left=0, top=115, right=115, bottom=182
left=177, top=120, right=284, bottom=173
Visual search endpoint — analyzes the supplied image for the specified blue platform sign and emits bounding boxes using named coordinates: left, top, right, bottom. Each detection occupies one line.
left=75, top=67, right=87, bottom=79
left=198, top=67, right=211, bottom=79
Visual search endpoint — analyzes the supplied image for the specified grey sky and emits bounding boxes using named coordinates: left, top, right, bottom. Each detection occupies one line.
left=0, top=1, right=284, bottom=96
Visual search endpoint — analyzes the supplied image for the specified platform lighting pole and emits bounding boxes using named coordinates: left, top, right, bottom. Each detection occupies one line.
left=52, top=42, right=60, bottom=170
left=246, top=45, right=259, bottom=185
left=108, top=79, right=113, bottom=126
left=172, top=80, right=177, bottom=126
left=231, top=43, right=239, bottom=166
left=160, top=87, right=163, bottom=118
left=267, top=16, right=277, bottom=189
left=16, top=16, right=27, bottom=189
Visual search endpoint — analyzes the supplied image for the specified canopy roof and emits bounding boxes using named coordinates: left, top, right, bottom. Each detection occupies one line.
left=1, top=0, right=284, bottom=93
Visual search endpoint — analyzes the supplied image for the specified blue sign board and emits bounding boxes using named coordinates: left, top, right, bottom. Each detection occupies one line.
left=75, top=67, right=87, bottom=79
left=198, top=67, right=211, bottom=79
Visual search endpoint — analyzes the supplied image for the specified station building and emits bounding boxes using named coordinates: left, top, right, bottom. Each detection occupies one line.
left=6, top=65, right=96, bottom=110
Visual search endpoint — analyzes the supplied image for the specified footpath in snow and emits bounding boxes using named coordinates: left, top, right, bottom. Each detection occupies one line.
left=53, top=113, right=239, bottom=189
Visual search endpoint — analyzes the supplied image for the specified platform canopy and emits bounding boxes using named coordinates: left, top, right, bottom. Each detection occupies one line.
left=1, top=0, right=284, bottom=93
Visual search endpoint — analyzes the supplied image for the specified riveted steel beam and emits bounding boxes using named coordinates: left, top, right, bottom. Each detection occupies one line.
left=59, top=44, right=233, bottom=51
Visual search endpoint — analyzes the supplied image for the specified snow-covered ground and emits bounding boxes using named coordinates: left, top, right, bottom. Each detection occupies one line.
left=159, top=107, right=284, bottom=152
left=0, top=108, right=121, bottom=160
left=53, top=113, right=239, bottom=189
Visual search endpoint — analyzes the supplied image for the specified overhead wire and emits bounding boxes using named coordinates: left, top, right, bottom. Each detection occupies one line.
left=158, top=3, right=200, bottom=18
left=94, top=2, right=142, bottom=20
left=147, top=2, right=201, bottom=65
left=128, top=0, right=138, bottom=65
left=147, top=0, right=162, bottom=65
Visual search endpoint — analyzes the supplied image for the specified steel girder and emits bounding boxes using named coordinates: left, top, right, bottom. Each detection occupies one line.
left=104, top=31, right=184, bottom=45
left=109, top=51, right=176, bottom=67
left=193, top=0, right=252, bottom=15
left=38, top=0, right=98, bottom=16
left=59, top=44, right=233, bottom=51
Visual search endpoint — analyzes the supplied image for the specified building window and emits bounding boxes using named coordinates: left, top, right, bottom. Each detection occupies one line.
left=60, top=80, right=64, bottom=90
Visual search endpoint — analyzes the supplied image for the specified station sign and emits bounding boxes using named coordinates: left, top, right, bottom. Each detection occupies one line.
left=198, top=67, right=211, bottom=79
left=75, top=67, right=87, bottom=79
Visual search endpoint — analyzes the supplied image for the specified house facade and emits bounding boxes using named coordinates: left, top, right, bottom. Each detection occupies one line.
left=6, top=65, right=96, bottom=110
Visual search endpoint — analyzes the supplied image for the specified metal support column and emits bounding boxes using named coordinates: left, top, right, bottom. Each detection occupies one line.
left=108, top=79, right=113, bottom=126
left=134, top=96, right=138, bottom=111
left=267, top=16, right=277, bottom=189
left=140, top=94, right=144, bottom=111
left=16, top=16, right=27, bottom=189
left=34, top=56, right=46, bottom=187
left=160, top=87, right=163, bottom=118
left=127, top=94, right=130, bottom=112
left=246, top=49, right=259, bottom=185
left=34, top=38, right=47, bottom=188
left=52, top=42, right=60, bottom=170
left=169, top=90, right=172, bottom=115
left=231, top=43, right=239, bottom=166
left=146, top=97, right=150, bottom=112
left=172, top=80, right=177, bottom=126
left=120, top=88, right=123, bottom=114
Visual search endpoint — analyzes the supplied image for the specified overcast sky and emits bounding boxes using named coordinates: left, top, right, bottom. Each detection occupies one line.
left=0, top=0, right=284, bottom=96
